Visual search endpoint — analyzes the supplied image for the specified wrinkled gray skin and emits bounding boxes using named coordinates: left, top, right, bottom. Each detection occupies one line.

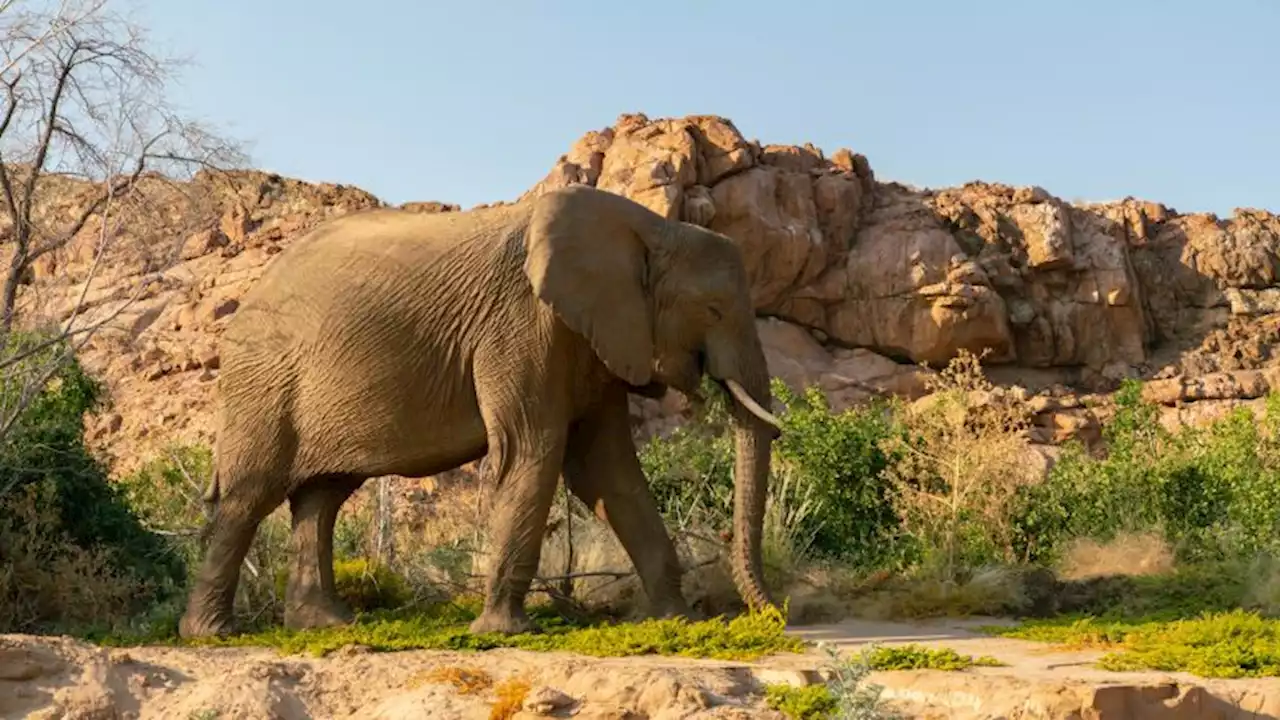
left=177, top=184, right=782, bottom=639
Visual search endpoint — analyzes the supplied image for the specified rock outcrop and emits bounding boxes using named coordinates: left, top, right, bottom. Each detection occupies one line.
left=9, top=112, right=1280, bottom=475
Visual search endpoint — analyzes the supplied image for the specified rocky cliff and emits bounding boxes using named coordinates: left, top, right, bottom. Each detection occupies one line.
left=12, top=112, right=1280, bottom=475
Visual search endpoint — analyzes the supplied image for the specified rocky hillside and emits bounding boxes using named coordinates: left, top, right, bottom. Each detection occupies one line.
left=11, top=112, right=1280, bottom=476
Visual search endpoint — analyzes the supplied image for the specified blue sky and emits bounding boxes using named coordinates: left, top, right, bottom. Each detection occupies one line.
left=140, top=1, right=1278, bottom=216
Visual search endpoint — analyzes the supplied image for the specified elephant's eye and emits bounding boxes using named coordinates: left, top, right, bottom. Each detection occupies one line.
left=708, top=306, right=724, bottom=320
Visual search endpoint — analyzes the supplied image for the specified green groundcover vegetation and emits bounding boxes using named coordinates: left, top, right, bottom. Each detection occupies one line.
left=7, top=338, right=1280, bottom=715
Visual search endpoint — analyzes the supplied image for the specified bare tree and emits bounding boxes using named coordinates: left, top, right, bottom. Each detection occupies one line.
left=0, top=0, right=246, bottom=457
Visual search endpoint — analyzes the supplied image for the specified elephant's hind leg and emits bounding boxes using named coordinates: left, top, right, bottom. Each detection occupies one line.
left=562, top=388, right=691, bottom=619
left=179, top=473, right=288, bottom=639
left=283, top=476, right=366, bottom=631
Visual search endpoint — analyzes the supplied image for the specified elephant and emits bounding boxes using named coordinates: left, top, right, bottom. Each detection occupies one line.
left=177, top=183, right=783, bottom=639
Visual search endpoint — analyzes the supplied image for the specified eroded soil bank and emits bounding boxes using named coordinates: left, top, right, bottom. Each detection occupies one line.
left=3, top=618, right=1279, bottom=719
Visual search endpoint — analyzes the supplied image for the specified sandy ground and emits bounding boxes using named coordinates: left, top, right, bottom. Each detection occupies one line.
left=2, top=618, right=1279, bottom=719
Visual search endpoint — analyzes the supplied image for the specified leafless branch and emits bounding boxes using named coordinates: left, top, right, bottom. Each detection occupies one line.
left=0, top=0, right=107, bottom=79
left=0, top=0, right=247, bottom=479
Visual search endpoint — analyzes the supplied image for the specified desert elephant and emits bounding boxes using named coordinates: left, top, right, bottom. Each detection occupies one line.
left=177, top=184, right=783, bottom=639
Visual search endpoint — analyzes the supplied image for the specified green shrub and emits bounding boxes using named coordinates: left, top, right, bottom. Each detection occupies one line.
left=772, top=381, right=908, bottom=567
left=988, top=609, right=1280, bottom=679
left=639, top=379, right=737, bottom=532
left=270, top=557, right=411, bottom=614
left=765, top=684, right=838, bottom=720
left=108, top=601, right=805, bottom=662
left=117, top=443, right=215, bottom=571
left=1012, top=381, right=1280, bottom=567
left=765, top=642, right=905, bottom=720
left=863, top=643, right=1004, bottom=670
left=0, top=478, right=142, bottom=632
left=640, top=378, right=907, bottom=569
left=333, top=558, right=411, bottom=612
left=0, top=333, right=185, bottom=631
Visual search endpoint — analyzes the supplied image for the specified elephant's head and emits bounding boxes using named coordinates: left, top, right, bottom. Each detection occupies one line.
left=523, top=184, right=781, bottom=612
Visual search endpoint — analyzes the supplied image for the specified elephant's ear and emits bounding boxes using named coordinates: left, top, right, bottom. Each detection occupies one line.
left=523, top=186, right=655, bottom=387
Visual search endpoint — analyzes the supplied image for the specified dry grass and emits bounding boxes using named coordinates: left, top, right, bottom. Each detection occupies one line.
left=407, top=665, right=494, bottom=694
left=852, top=565, right=1033, bottom=620
left=767, top=562, right=1038, bottom=623
left=489, top=677, right=532, bottom=720
left=1056, top=532, right=1176, bottom=581
left=882, top=349, right=1039, bottom=578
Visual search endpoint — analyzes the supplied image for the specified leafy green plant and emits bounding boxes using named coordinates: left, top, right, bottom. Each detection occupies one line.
left=864, top=643, right=1003, bottom=670
left=99, top=601, right=806, bottom=662
left=639, top=378, right=736, bottom=532
left=878, top=351, right=1037, bottom=577
left=332, top=558, right=412, bottom=612
left=117, top=443, right=215, bottom=570
left=1012, top=383, right=1280, bottom=569
left=822, top=642, right=904, bottom=720
left=988, top=609, right=1280, bottom=678
left=765, top=642, right=906, bottom=720
left=765, top=683, right=839, bottom=720
left=0, top=479, right=141, bottom=632
left=640, top=377, right=907, bottom=569
left=772, top=380, right=908, bottom=567
left=0, top=334, right=184, bottom=631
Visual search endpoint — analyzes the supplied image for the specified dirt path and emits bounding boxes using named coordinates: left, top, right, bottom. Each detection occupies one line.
left=783, top=617, right=1280, bottom=718
left=2, top=619, right=1278, bottom=719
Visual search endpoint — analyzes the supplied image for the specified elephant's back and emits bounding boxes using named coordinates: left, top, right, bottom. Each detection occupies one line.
left=223, top=203, right=533, bottom=350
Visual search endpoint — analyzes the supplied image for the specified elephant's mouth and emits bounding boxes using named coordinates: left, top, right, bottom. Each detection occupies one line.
left=697, top=357, right=781, bottom=437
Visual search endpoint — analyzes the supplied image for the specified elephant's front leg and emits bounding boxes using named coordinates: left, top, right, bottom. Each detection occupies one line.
left=469, top=421, right=568, bottom=636
left=562, top=386, right=691, bottom=619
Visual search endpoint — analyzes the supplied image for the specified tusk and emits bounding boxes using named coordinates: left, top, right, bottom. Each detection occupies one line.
left=725, top=379, right=783, bottom=432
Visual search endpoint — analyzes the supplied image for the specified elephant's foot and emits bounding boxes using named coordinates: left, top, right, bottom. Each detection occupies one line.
left=468, top=609, right=539, bottom=636
left=178, top=602, right=237, bottom=639
left=284, top=594, right=355, bottom=631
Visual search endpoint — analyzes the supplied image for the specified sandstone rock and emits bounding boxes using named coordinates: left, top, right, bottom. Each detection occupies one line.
left=682, top=184, right=717, bottom=227
left=711, top=167, right=828, bottom=309
left=0, top=645, right=62, bottom=681
left=757, top=317, right=932, bottom=412
left=1226, top=287, right=1280, bottom=315
left=10, top=112, right=1280, bottom=479
left=522, top=685, right=577, bottom=714
left=525, top=113, right=872, bottom=315
left=399, top=201, right=460, bottom=214
left=1141, top=368, right=1280, bottom=405
left=210, top=296, right=239, bottom=322
left=827, top=186, right=1016, bottom=365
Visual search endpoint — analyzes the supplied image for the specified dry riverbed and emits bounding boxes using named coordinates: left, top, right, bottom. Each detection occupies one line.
left=3, top=618, right=1279, bottom=719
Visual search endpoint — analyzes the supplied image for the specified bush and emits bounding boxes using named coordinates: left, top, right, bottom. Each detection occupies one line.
left=121, top=442, right=300, bottom=628
left=640, top=377, right=907, bottom=569
left=771, top=380, right=907, bottom=568
left=333, top=558, right=412, bottom=612
left=639, top=352, right=1280, bottom=627
left=0, top=334, right=185, bottom=631
left=269, top=557, right=413, bottom=615
left=117, top=443, right=216, bottom=570
left=639, top=379, right=737, bottom=533
left=0, top=479, right=140, bottom=632
left=1012, top=380, right=1280, bottom=567
left=878, top=350, right=1038, bottom=576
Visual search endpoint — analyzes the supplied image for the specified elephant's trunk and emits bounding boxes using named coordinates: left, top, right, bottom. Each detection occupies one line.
left=707, top=329, right=778, bottom=613
left=728, top=408, right=776, bottom=611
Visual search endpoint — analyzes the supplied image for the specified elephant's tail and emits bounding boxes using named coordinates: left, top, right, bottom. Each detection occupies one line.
left=195, top=468, right=221, bottom=550
left=202, top=467, right=221, bottom=508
